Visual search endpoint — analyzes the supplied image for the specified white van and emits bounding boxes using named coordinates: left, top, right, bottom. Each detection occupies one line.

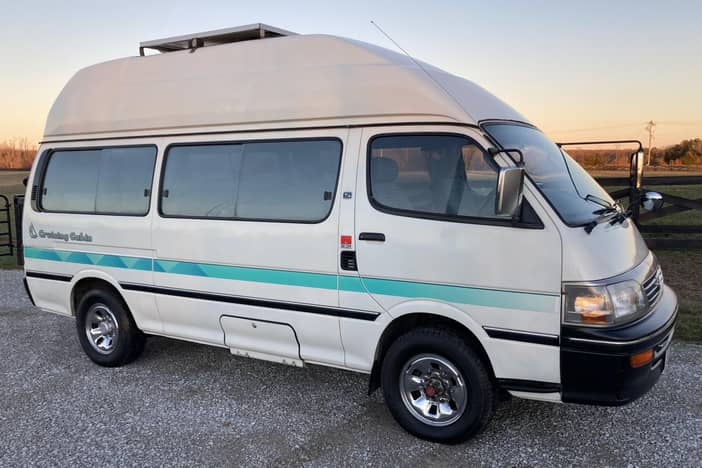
left=21, top=24, right=677, bottom=443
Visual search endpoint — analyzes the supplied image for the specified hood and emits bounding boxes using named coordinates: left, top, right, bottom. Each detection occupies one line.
left=561, top=217, right=650, bottom=282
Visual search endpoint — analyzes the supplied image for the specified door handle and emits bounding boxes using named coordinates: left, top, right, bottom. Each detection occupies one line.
left=359, top=232, right=386, bottom=242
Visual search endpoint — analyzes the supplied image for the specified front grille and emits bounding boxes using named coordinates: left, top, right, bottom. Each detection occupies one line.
left=642, top=267, right=663, bottom=307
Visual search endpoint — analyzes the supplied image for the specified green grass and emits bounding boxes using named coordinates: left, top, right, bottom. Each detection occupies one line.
left=655, top=250, right=702, bottom=342
left=0, top=170, right=28, bottom=269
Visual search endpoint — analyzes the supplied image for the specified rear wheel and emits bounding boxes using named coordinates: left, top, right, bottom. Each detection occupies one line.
left=75, top=288, right=145, bottom=367
left=381, top=327, right=495, bottom=443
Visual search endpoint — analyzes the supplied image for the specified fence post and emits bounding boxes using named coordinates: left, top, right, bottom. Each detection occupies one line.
left=13, top=195, right=25, bottom=266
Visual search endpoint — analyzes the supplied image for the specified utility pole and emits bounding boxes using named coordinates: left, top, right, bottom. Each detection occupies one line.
left=644, top=120, right=656, bottom=165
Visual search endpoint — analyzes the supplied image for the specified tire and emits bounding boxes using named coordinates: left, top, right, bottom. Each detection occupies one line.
left=75, top=288, right=146, bottom=367
left=381, top=327, right=495, bottom=444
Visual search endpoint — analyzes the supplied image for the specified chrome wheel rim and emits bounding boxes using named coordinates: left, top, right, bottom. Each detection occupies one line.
left=399, top=354, right=468, bottom=427
left=84, top=303, right=119, bottom=355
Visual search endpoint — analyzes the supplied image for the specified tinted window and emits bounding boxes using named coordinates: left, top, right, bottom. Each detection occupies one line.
left=161, top=139, right=342, bottom=222
left=41, top=146, right=156, bottom=215
left=369, top=135, right=503, bottom=219
left=161, top=145, right=243, bottom=218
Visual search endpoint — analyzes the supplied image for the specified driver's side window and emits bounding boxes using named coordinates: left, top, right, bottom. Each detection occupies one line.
left=368, top=134, right=505, bottom=220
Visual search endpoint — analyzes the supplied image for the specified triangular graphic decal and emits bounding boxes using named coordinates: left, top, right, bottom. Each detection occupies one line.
left=172, top=262, right=207, bottom=277
left=98, top=255, right=127, bottom=269
left=86, top=254, right=103, bottom=265
left=67, top=252, right=92, bottom=264
left=153, top=261, right=169, bottom=273
left=55, top=250, right=71, bottom=262
left=132, top=259, right=153, bottom=271
left=121, top=257, right=138, bottom=268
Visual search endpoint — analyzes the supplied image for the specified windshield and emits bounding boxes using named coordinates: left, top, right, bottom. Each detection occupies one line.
left=483, top=123, right=614, bottom=226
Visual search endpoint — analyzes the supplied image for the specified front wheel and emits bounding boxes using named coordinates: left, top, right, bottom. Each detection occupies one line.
left=381, top=327, right=495, bottom=443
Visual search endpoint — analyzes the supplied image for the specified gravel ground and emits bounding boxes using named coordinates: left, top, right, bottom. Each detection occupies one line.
left=1, top=269, right=700, bottom=467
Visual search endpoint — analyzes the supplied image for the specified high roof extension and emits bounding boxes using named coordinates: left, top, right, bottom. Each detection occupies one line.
left=44, top=25, right=527, bottom=140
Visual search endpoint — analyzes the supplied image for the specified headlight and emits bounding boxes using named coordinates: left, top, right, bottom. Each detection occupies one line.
left=564, top=280, right=647, bottom=326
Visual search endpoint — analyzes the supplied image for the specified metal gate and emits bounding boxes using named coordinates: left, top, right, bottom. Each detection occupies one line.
left=559, top=139, right=702, bottom=249
left=0, top=195, right=13, bottom=258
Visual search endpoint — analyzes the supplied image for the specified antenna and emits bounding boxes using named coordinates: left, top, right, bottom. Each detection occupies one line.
left=370, top=21, right=476, bottom=122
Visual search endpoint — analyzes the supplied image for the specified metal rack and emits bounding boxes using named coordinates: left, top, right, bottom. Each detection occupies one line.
left=139, top=23, right=297, bottom=55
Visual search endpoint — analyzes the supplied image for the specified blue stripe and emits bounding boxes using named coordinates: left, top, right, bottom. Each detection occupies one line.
left=24, top=247, right=556, bottom=312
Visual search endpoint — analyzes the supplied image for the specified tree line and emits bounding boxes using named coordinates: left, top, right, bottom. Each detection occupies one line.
left=569, top=138, right=702, bottom=169
left=0, top=138, right=36, bottom=169
left=1, top=137, right=701, bottom=171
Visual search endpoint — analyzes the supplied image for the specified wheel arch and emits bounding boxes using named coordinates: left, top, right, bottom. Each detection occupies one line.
left=367, top=310, right=495, bottom=395
left=69, top=270, right=127, bottom=317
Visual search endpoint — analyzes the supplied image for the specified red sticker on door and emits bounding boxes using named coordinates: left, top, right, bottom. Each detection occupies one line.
left=340, top=235, right=353, bottom=249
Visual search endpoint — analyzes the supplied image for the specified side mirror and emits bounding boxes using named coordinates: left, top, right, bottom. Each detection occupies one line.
left=641, top=191, right=663, bottom=211
left=630, top=149, right=645, bottom=188
left=495, top=167, right=525, bottom=217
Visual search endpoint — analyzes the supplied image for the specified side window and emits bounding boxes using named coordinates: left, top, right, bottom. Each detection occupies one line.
left=96, top=147, right=158, bottom=215
left=41, top=146, right=156, bottom=215
left=160, top=139, right=342, bottom=222
left=236, top=140, right=341, bottom=221
left=161, top=145, right=244, bottom=218
left=369, top=135, right=504, bottom=220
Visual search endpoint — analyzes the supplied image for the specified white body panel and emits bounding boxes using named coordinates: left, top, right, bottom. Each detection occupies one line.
left=561, top=217, right=649, bottom=281
left=148, top=130, right=347, bottom=367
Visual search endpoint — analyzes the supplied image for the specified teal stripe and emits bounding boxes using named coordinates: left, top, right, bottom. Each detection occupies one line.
left=25, top=247, right=152, bottom=272
left=24, top=247, right=555, bottom=311
left=359, top=277, right=555, bottom=313
left=339, top=275, right=365, bottom=293
left=24, top=247, right=62, bottom=262
left=154, top=259, right=338, bottom=290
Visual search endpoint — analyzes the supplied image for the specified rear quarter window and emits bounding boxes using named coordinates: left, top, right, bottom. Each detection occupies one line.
left=40, top=146, right=157, bottom=215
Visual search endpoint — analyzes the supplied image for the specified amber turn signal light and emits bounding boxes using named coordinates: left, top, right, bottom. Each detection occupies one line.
left=630, top=348, right=654, bottom=368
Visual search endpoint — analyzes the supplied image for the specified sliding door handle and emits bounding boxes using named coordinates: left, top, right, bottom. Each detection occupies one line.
left=359, top=232, right=386, bottom=242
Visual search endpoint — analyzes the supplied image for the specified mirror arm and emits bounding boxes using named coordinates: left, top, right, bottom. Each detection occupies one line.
left=488, top=147, right=524, bottom=165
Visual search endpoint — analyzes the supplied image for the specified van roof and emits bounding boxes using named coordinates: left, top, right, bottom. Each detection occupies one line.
left=44, top=33, right=528, bottom=140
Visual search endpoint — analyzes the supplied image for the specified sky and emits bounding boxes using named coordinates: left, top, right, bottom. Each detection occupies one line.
left=1, top=0, right=700, bottom=148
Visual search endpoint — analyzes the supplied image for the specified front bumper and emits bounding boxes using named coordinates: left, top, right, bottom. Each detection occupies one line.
left=560, top=284, right=677, bottom=406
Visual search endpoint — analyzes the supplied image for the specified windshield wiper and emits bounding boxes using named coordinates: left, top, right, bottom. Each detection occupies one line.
left=583, top=200, right=632, bottom=234
left=592, top=206, right=618, bottom=215
left=608, top=209, right=633, bottom=226
left=583, top=195, right=624, bottom=233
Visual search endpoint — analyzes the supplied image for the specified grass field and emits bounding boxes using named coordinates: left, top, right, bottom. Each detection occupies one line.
left=1, top=169, right=699, bottom=341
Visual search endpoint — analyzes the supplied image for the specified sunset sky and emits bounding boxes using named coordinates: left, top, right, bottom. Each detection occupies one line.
left=1, top=0, right=700, bottom=147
